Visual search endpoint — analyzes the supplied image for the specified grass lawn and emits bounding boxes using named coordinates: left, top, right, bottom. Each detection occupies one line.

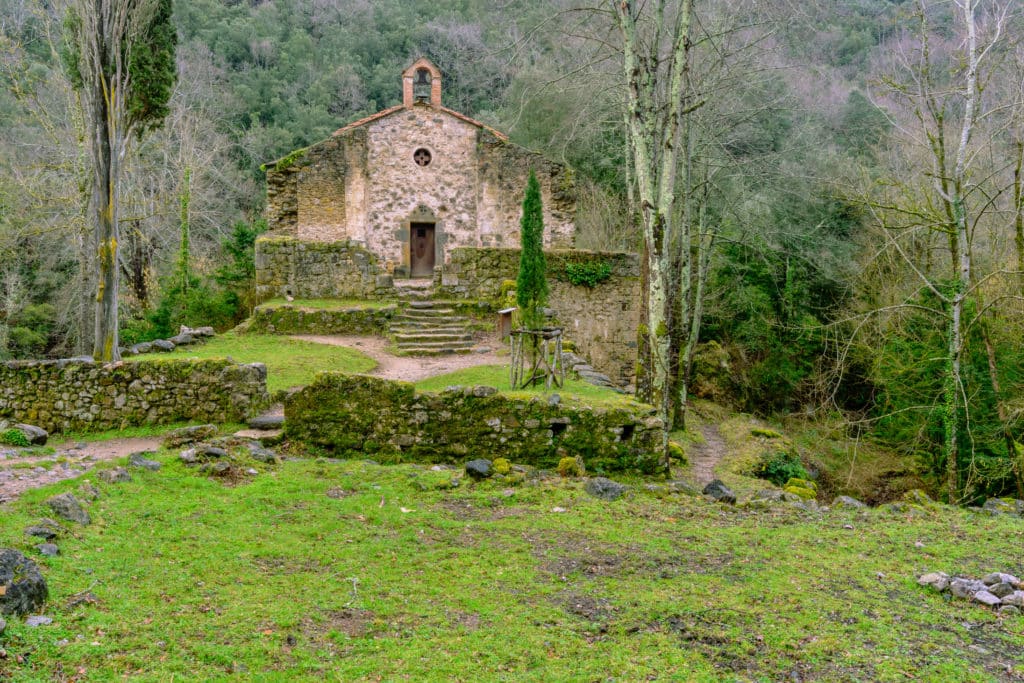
left=415, top=364, right=639, bottom=409
left=129, top=333, right=377, bottom=393
left=1, top=450, right=1023, bottom=681
left=257, top=298, right=394, bottom=310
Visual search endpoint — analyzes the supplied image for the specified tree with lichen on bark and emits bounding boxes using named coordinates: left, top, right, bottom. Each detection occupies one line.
left=61, top=0, right=176, bottom=361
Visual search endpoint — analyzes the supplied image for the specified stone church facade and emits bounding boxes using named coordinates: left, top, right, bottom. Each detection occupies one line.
left=263, top=58, right=577, bottom=279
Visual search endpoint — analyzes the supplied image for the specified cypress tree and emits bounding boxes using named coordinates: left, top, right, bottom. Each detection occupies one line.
left=516, top=171, right=548, bottom=330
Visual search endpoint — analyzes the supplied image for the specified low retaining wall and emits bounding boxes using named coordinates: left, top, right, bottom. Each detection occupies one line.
left=247, top=304, right=399, bottom=336
left=255, top=237, right=392, bottom=300
left=0, top=359, right=269, bottom=433
left=284, top=374, right=662, bottom=473
left=438, top=248, right=641, bottom=385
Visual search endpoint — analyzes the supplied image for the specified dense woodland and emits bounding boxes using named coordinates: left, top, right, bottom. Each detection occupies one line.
left=0, top=0, right=1022, bottom=503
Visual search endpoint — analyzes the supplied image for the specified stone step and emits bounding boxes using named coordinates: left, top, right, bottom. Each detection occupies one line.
left=398, top=307, right=458, bottom=318
left=393, top=332, right=475, bottom=344
left=396, top=338, right=477, bottom=350
left=397, top=346, right=476, bottom=356
left=393, top=319, right=469, bottom=330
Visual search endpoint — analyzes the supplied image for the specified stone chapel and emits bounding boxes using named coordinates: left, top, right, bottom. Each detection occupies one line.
left=263, top=58, right=577, bottom=279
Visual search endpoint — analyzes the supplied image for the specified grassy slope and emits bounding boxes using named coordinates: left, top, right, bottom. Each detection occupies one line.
left=1, top=451, right=1022, bottom=682
left=129, top=333, right=377, bottom=393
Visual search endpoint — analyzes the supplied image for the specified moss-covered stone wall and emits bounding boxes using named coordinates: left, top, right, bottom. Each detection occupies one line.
left=0, top=359, right=269, bottom=433
left=247, top=304, right=398, bottom=336
left=437, top=248, right=641, bottom=385
left=255, top=236, right=394, bottom=301
left=285, top=374, right=662, bottom=473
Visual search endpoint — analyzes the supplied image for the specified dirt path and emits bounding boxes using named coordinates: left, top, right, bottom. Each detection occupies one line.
left=0, top=436, right=162, bottom=504
left=689, top=425, right=728, bottom=486
left=291, top=334, right=505, bottom=382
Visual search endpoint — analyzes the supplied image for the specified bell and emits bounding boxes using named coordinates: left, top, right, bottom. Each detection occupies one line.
left=413, top=69, right=431, bottom=102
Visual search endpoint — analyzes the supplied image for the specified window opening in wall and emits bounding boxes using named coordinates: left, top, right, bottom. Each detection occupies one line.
left=413, top=68, right=431, bottom=102
left=414, top=148, right=432, bottom=167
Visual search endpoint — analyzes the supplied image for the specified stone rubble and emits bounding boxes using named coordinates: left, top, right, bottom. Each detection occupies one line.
left=919, top=570, right=1024, bottom=613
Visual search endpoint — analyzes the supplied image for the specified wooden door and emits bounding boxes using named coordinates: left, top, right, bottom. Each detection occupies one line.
left=410, top=222, right=435, bottom=278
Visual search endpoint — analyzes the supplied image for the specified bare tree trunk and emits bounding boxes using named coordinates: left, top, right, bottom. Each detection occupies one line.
left=91, top=89, right=122, bottom=361
left=1014, top=139, right=1024, bottom=297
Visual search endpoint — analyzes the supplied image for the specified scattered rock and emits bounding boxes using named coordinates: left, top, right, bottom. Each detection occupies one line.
left=128, top=452, right=161, bottom=471
left=163, top=424, right=218, bottom=447
left=667, top=480, right=700, bottom=496
left=97, top=467, right=131, bottom=484
left=972, top=590, right=1002, bottom=607
left=151, top=339, right=175, bottom=352
left=999, top=605, right=1021, bottom=616
left=200, top=461, right=231, bottom=476
left=47, top=493, right=90, bottom=525
left=982, top=572, right=1020, bottom=587
left=1002, top=591, right=1024, bottom=607
left=36, top=544, right=59, bottom=557
left=13, top=424, right=48, bottom=446
left=130, top=342, right=153, bottom=354
left=465, top=459, right=493, bottom=480
left=24, top=519, right=62, bottom=540
left=0, top=549, right=48, bottom=616
left=832, top=495, right=867, bottom=509
left=201, top=446, right=228, bottom=459
left=247, top=443, right=278, bottom=464
left=918, top=572, right=950, bottom=592
left=584, top=477, right=629, bottom=501
left=702, top=479, right=736, bottom=505
left=981, top=498, right=1024, bottom=516
left=989, top=582, right=1016, bottom=598
left=180, top=448, right=199, bottom=465
left=950, top=578, right=986, bottom=599
left=25, top=615, right=52, bottom=627
left=167, top=333, right=195, bottom=346
left=248, top=415, right=284, bottom=430
left=77, top=483, right=101, bottom=501
left=182, top=325, right=215, bottom=338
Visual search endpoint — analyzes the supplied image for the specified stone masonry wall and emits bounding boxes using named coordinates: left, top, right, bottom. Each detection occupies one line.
left=254, top=236, right=391, bottom=301
left=437, top=248, right=640, bottom=384
left=0, top=359, right=269, bottom=433
left=285, top=374, right=662, bottom=473
left=247, top=304, right=398, bottom=336
left=263, top=106, right=577, bottom=271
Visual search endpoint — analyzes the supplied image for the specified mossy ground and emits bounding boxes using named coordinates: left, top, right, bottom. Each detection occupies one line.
left=1, top=448, right=1022, bottom=682
left=257, top=298, right=394, bottom=311
left=129, top=333, right=377, bottom=393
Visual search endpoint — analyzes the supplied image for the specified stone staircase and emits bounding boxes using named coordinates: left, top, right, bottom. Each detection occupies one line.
left=391, top=301, right=478, bottom=355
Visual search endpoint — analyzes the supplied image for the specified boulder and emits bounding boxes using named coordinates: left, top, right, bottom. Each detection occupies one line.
left=151, top=339, right=175, bottom=352
left=465, top=459, right=493, bottom=480
left=47, top=493, right=90, bottom=525
left=200, top=461, right=231, bottom=476
left=833, top=495, right=867, bottom=509
left=248, top=415, right=285, bottom=430
left=981, top=498, right=1024, bottom=516
left=163, top=424, right=218, bottom=448
left=702, top=479, right=736, bottom=505
left=1002, top=591, right=1024, bottom=607
left=585, top=477, right=629, bottom=501
left=0, top=549, right=48, bottom=616
left=97, top=467, right=132, bottom=484
left=168, top=333, right=195, bottom=346
left=77, top=483, right=101, bottom=501
left=902, top=489, right=937, bottom=508
left=990, top=582, right=1017, bottom=598
left=918, top=572, right=950, bottom=592
left=950, top=578, right=986, bottom=599
left=247, top=444, right=278, bottom=464
left=182, top=325, right=215, bottom=338
left=128, top=452, right=161, bottom=471
left=24, top=519, right=62, bottom=540
left=14, top=424, right=48, bottom=446
left=36, top=543, right=59, bottom=557
left=982, top=572, right=1020, bottom=587
left=999, top=605, right=1021, bottom=616
left=972, top=590, right=1002, bottom=607
left=130, top=342, right=153, bottom=355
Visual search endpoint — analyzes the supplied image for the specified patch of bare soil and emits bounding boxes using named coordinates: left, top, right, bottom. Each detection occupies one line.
left=290, top=334, right=504, bottom=382
left=689, top=425, right=727, bottom=487
left=0, top=436, right=162, bottom=504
